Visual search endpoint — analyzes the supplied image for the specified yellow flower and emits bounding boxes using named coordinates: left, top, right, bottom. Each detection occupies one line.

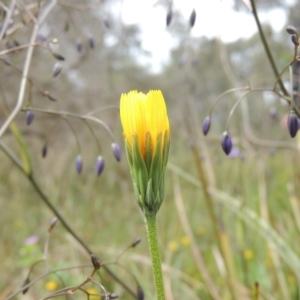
left=120, top=90, right=170, bottom=215
left=168, top=240, right=179, bottom=252
left=120, top=90, right=170, bottom=157
left=180, top=236, right=190, bottom=246
left=243, top=249, right=254, bottom=260
left=45, top=281, right=58, bottom=291
left=86, top=287, right=99, bottom=300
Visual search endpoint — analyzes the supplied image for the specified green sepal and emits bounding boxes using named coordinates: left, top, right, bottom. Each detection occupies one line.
left=132, top=133, right=148, bottom=201
left=145, top=179, right=155, bottom=211
left=124, top=138, right=133, bottom=168
left=162, top=131, right=170, bottom=169
left=149, top=133, right=163, bottom=200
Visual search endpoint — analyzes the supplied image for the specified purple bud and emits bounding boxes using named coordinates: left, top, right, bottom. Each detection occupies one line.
left=53, top=62, right=62, bottom=77
left=109, top=294, right=119, bottom=299
left=111, top=143, right=121, bottom=161
left=37, top=34, right=47, bottom=42
left=202, top=116, right=211, bottom=135
left=76, top=39, right=82, bottom=52
left=49, top=217, right=58, bottom=231
left=103, top=18, right=110, bottom=29
left=52, top=53, right=65, bottom=61
left=76, top=155, right=83, bottom=174
left=287, top=110, right=299, bottom=138
left=42, top=144, right=47, bottom=158
left=189, top=9, right=196, bottom=28
left=89, top=36, right=95, bottom=48
left=91, top=254, right=101, bottom=269
left=131, top=237, right=141, bottom=248
left=221, top=131, right=232, bottom=155
left=137, top=285, right=144, bottom=300
left=291, top=35, right=299, bottom=46
left=286, top=26, right=297, bottom=35
left=95, top=156, right=105, bottom=176
left=166, top=9, right=172, bottom=27
left=26, top=111, right=34, bottom=125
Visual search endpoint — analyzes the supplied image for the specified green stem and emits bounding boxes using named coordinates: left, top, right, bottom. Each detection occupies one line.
left=144, top=213, right=166, bottom=300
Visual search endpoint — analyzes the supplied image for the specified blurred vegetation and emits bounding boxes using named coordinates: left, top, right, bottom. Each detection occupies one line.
left=0, top=0, right=300, bottom=299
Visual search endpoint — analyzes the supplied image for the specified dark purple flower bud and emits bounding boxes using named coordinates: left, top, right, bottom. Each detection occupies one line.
left=53, top=62, right=62, bottom=77
left=103, top=18, right=110, bottom=29
left=26, top=111, right=34, bottom=125
left=287, top=110, right=299, bottom=138
left=269, top=107, right=277, bottom=119
left=89, top=35, right=95, bottom=48
left=137, top=285, right=144, bottom=300
left=37, top=34, right=47, bottom=42
left=166, top=9, right=172, bottom=27
left=221, top=131, right=232, bottom=155
left=286, top=25, right=297, bottom=35
left=95, top=156, right=105, bottom=176
left=52, top=53, right=65, bottom=61
left=202, top=116, right=211, bottom=135
left=42, top=144, right=47, bottom=158
left=131, top=237, right=141, bottom=248
left=76, top=39, right=82, bottom=52
left=189, top=9, right=196, bottom=28
left=76, top=155, right=83, bottom=174
left=109, top=294, right=119, bottom=299
left=22, top=277, right=30, bottom=294
left=111, top=143, right=121, bottom=161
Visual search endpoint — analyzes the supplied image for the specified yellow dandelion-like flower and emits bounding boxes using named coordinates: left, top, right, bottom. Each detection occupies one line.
left=197, top=227, right=206, bottom=236
left=243, top=249, right=254, bottom=260
left=168, top=241, right=179, bottom=252
left=120, top=90, right=170, bottom=157
left=86, top=287, right=99, bottom=300
left=180, top=236, right=190, bottom=246
left=45, top=281, right=58, bottom=291
left=120, top=90, right=170, bottom=215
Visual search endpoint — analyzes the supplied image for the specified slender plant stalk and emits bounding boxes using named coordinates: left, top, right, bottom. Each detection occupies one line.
left=144, top=213, right=166, bottom=300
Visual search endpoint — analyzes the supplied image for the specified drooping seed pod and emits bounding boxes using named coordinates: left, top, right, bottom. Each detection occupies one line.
left=76, top=155, right=83, bottom=174
left=286, top=25, right=297, bottom=35
left=42, top=144, right=48, bottom=158
left=111, top=143, right=121, bottom=161
left=221, top=131, right=232, bottom=155
left=95, top=156, right=105, bottom=176
left=52, top=52, right=65, bottom=61
left=22, top=277, right=30, bottom=294
left=291, top=35, right=299, bottom=46
left=137, top=285, right=144, bottom=300
left=89, top=35, right=95, bottom=49
left=166, top=9, right=173, bottom=27
left=202, top=116, right=211, bottom=135
left=189, top=9, right=196, bottom=28
left=26, top=111, right=34, bottom=125
left=76, top=39, right=82, bottom=52
left=52, top=62, right=62, bottom=77
left=287, top=110, right=299, bottom=138
left=131, top=237, right=141, bottom=248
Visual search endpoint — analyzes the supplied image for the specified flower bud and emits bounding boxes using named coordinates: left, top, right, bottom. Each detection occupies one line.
left=103, top=18, right=110, bottom=29
left=202, top=116, right=211, bottom=135
left=53, top=62, right=62, bottom=77
left=76, top=39, right=82, bottom=52
left=76, top=155, right=83, bottom=174
left=42, top=144, right=48, bottom=158
left=189, top=9, right=196, bottom=28
left=111, top=143, right=121, bottom=161
left=166, top=9, right=172, bottom=26
left=137, top=285, right=144, bottom=300
left=221, top=131, right=232, bottom=155
left=89, top=35, right=95, bottom=48
left=286, top=25, right=297, bottom=35
left=95, top=156, right=105, bottom=176
left=109, top=294, right=119, bottom=299
left=287, top=110, right=299, bottom=138
left=49, top=217, right=58, bottom=231
left=26, top=111, right=34, bottom=125
left=131, top=237, right=141, bottom=248
left=291, top=35, right=299, bottom=46
left=22, top=277, right=30, bottom=294
left=52, top=52, right=65, bottom=61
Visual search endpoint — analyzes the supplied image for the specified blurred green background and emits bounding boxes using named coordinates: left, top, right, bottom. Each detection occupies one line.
left=1, top=0, right=300, bottom=299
